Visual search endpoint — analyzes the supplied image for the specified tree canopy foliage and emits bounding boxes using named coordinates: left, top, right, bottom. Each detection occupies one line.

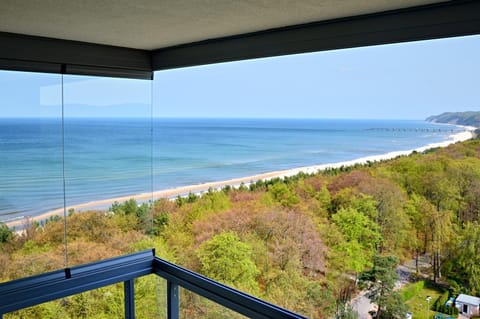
left=2, top=139, right=480, bottom=318
left=197, top=232, right=259, bottom=291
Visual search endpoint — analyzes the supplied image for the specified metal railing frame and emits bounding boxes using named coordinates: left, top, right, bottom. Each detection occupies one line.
left=0, top=249, right=307, bottom=319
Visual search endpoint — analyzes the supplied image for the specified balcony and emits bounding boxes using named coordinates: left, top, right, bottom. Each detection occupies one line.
left=0, top=250, right=306, bottom=319
left=1, top=2, right=479, bottom=319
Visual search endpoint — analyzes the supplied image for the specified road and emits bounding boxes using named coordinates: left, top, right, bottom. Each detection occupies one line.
left=351, top=290, right=375, bottom=319
left=351, top=259, right=425, bottom=318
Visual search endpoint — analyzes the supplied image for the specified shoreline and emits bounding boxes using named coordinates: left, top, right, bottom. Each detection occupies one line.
left=5, top=125, right=475, bottom=229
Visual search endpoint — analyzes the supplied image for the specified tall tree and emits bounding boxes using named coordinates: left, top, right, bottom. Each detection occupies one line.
left=404, top=194, right=431, bottom=272
left=430, top=208, right=454, bottom=283
left=360, top=256, right=405, bottom=319
left=332, top=207, right=382, bottom=279
left=416, top=159, right=457, bottom=282
left=357, top=178, right=412, bottom=255
left=444, top=222, right=480, bottom=295
left=196, top=232, right=259, bottom=292
left=381, top=292, right=409, bottom=319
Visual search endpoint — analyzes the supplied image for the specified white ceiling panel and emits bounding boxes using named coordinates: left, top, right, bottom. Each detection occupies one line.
left=0, top=0, right=444, bottom=50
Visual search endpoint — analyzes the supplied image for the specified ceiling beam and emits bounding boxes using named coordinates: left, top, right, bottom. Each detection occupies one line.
left=152, top=0, right=480, bottom=71
left=0, top=1, right=479, bottom=78
left=0, top=32, right=152, bottom=79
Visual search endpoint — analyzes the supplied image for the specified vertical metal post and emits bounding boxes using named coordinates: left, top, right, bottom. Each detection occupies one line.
left=167, top=281, right=179, bottom=319
left=124, top=279, right=135, bottom=319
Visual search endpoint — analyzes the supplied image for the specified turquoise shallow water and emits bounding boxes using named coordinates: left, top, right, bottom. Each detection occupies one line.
left=0, top=118, right=462, bottom=221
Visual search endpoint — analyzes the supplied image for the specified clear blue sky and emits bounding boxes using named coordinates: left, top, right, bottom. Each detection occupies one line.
left=1, top=34, right=479, bottom=119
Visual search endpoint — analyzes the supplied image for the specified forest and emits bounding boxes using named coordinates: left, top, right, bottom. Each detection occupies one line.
left=1, top=138, right=480, bottom=318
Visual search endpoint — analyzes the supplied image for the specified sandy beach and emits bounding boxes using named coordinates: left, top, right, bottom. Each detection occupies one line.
left=6, top=126, right=476, bottom=229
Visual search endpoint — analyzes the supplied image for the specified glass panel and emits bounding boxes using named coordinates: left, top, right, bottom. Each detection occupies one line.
left=135, top=275, right=167, bottom=318
left=1, top=33, right=479, bottom=319
left=4, top=282, right=125, bottom=319
left=179, top=287, right=248, bottom=319
left=62, top=75, right=153, bottom=265
left=0, top=70, right=64, bottom=279
left=152, top=35, right=480, bottom=319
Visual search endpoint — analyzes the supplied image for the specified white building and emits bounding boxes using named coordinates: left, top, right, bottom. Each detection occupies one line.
left=456, top=294, right=480, bottom=317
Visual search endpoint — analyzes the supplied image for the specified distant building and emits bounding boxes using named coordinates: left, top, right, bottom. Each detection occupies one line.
left=455, top=294, right=480, bottom=317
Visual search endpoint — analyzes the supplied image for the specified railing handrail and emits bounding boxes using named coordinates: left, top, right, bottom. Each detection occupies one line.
left=0, top=250, right=308, bottom=319
left=153, top=257, right=307, bottom=319
left=0, top=250, right=154, bottom=314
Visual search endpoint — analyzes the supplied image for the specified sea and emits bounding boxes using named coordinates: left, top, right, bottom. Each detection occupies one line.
left=0, top=118, right=463, bottom=222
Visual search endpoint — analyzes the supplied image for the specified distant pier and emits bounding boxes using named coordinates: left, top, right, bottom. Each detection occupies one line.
left=366, top=128, right=456, bottom=132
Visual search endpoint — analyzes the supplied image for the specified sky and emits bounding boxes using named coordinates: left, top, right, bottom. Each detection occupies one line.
left=1, top=34, right=479, bottom=120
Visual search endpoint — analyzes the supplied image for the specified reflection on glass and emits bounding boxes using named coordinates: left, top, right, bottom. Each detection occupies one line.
left=62, top=75, right=153, bottom=265
left=0, top=71, right=155, bottom=281
left=0, top=71, right=62, bottom=224
left=0, top=70, right=64, bottom=278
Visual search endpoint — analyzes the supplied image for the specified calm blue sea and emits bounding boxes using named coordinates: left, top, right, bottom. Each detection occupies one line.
left=0, top=118, right=462, bottom=222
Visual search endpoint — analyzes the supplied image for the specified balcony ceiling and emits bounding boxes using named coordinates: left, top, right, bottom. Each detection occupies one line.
left=0, top=0, right=444, bottom=50
left=0, top=0, right=479, bottom=78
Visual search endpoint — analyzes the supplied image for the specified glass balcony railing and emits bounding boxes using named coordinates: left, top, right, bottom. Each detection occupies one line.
left=0, top=250, right=307, bottom=319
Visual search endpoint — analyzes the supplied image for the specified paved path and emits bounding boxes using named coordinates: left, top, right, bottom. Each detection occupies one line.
left=351, top=257, right=430, bottom=318
left=351, top=291, right=375, bottom=319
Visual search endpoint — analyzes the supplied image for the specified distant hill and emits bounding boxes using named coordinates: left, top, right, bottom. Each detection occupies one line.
left=426, top=111, right=480, bottom=127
